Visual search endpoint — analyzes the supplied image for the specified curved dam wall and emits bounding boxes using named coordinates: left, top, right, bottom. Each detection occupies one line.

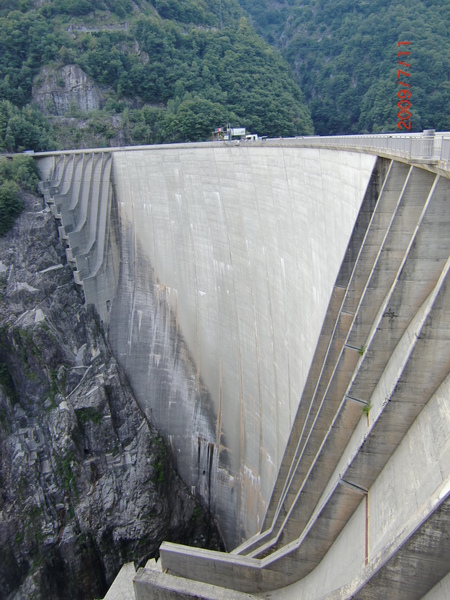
left=38, top=145, right=376, bottom=549
left=107, top=145, right=376, bottom=548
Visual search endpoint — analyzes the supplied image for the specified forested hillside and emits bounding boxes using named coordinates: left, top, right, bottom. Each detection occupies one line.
left=0, top=0, right=313, bottom=151
left=239, top=0, right=450, bottom=134
left=2, top=0, right=446, bottom=149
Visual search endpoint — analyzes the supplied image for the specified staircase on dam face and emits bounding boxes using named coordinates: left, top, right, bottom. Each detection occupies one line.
left=135, top=156, right=450, bottom=599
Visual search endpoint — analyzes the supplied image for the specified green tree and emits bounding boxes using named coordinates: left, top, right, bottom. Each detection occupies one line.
left=1, top=155, right=40, bottom=190
left=0, top=101, right=54, bottom=152
left=0, top=178, right=21, bottom=236
left=0, top=155, right=39, bottom=235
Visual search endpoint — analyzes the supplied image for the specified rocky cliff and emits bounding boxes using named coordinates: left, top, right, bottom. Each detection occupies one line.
left=0, top=191, right=222, bottom=599
left=32, top=65, right=103, bottom=117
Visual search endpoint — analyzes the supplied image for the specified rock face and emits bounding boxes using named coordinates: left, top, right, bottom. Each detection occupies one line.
left=0, top=193, right=222, bottom=599
left=32, top=65, right=103, bottom=116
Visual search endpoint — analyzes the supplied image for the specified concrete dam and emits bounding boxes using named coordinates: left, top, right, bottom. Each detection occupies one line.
left=36, top=133, right=450, bottom=599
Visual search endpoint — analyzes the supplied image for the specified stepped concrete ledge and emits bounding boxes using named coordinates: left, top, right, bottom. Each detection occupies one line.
left=33, top=131, right=450, bottom=599
left=103, top=562, right=136, bottom=600
left=134, top=568, right=260, bottom=600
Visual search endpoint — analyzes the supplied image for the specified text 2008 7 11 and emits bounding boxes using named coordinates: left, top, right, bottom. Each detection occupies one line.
left=398, top=41, right=411, bottom=130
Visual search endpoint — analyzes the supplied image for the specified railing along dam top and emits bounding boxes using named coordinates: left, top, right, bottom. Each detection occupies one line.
left=274, top=129, right=450, bottom=172
left=28, top=130, right=450, bottom=174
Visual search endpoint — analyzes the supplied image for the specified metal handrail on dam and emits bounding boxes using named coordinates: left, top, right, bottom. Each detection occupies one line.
left=34, top=134, right=450, bottom=600
left=263, top=130, right=450, bottom=172
left=31, top=129, right=450, bottom=168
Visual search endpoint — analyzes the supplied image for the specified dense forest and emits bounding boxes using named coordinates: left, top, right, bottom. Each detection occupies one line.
left=0, top=0, right=313, bottom=152
left=0, top=0, right=448, bottom=152
left=239, top=0, right=450, bottom=134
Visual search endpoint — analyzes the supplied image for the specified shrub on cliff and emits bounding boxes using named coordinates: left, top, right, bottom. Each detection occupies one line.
left=0, top=154, right=40, bottom=190
left=0, top=178, right=21, bottom=236
left=0, top=155, right=39, bottom=235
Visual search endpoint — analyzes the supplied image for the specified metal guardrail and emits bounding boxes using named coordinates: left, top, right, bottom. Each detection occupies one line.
left=441, top=138, right=450, bottom=162
left=273, top=130, right=450, bottom=172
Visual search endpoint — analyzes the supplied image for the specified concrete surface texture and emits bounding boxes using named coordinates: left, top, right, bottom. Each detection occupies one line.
left=422, top=572, right=450, bottom=600
left=134, top=567, right=261, bottom=600
left=104, top=563, right=136, bottom=600
left=37, top=139, right=450, bottom=599
left=109, top=146, right=375, bottom=549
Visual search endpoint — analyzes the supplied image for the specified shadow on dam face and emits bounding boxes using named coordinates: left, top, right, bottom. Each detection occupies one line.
left=107, top=229, right=228, bottom=528
left=37, top=145, right=377, bottom=550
